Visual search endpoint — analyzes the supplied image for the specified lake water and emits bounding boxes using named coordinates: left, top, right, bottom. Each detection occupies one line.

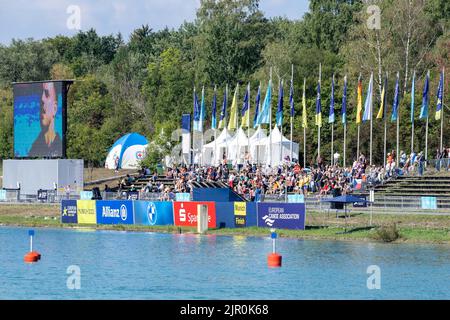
left=1, top=226, right=449, bottom=300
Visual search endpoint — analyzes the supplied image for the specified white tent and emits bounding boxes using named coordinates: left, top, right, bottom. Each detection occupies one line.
left=228, top=128, right=250, bottom=164
left=252, top=126, right=299, bottom=167
left=202, top=128, right=232, bottom=165
left=249, top=126, right=268, bottom=164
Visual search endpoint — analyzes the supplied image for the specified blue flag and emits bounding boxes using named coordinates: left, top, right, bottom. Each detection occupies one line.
left=256, top=80, right=271, bottom=125
left=289, top=79, right=295, bottom=117
left=420, top=72, right=430, bottom=119
left=391, top=73, right=400, bottom=122
left=276, top=80, right=284, bottom=127
left=329, top=76, right=335, bottom=123
left=193, top=89, right=201, bottom=131
left=341, top=75, right=347, bottom=125
left=411, top=72, right=415, bottom=124
left=211, top=87, right=217, bottom=129
left=254, top=84, right=261, bottom=128
left=315, top=81, right=322, bottom=127
left=436, top=69, right=444, bottom=121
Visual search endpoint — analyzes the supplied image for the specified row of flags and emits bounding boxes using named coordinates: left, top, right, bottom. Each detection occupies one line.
left=193, top=69, right=445, bottom=132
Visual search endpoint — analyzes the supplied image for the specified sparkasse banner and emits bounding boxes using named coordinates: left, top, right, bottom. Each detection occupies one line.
left=173, top=202, right=216, bottom=228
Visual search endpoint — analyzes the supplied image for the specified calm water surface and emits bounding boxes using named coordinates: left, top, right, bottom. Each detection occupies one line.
left=0, top=226, right=449, bottom=299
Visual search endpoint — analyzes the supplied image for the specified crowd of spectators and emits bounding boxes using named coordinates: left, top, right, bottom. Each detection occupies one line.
left=114, top=146, right=450, bottom=201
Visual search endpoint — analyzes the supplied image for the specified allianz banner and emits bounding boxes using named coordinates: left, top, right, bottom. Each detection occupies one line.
left=173, top=202, right=216, bottom=229
left=96, top=200, right=134, bottom=225
left=134, top=201, right=174, bottom=226
left=77, top=200, right=97, bottom=224
left=61, top=200, right=77, bottom=224
left=257, top=203, right=306, bottom=230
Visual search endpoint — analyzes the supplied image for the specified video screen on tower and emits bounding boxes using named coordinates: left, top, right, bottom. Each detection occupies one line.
left=13, top=81, right=67, bottom=158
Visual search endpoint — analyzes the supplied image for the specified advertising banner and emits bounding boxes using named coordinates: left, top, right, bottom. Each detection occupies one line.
left=96, top=200, right=134, bottom=225
left=173, top=202, right=216, bottom=228
left=234, top=202, right=247, bottom=228
left=175, top=193, right=191, bottom=201
left=215, top=202, right=235, bottom=229
left=421, top=197, right=437, bottom=210
left=61, top=200, right=77, bottom=224
left=134, top=201, right=174, bottom=226
left=257, top=203, right=306, bottom=230
left=80, top=191, right=93, bottom=200
left=288, top=194, right=305, bottom=203
left=77, top=200, right=97, bottom=224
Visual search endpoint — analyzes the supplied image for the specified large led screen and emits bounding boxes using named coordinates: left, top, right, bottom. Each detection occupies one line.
left=13, top=81, right=66, bottom=158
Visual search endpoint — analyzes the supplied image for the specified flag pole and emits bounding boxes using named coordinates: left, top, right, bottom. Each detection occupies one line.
left=318, top=63, right=321, bottom=161
left=201, top=85, right=205, bottom=167
left=383, top=72, right=388, bottom=169
left=411, top=71, right=415, bottom=155
left=357, top=73, right=361, bottom=161
left=290, top=64, right=294, bottom=163
left=370, top=72, right=373, bottom=166
left=269, top=67, right=273, bottom=167
left=236, top=84, right=240, bottom=167
left=280, top=79, right=283, bottom=166
left=440, top=66, right=445, bottom=151
left=343, top=122, right=347, bottom=168
left=214, top=85, right=217, bottom=165
left=226, top=83, right=229, bottom=162
left=396, top=72, right=400, bottom=165
left=303, top=77, right=307, bottom=168
left=425, top=70, right=430, bottom=163
left=331, top=73, right=335, bottom=166
left=247, top=82, right=250, bottom=164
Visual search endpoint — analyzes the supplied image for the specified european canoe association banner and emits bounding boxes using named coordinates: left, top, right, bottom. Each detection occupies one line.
left=96, top=200, right=134, bottom=225
left=134, top=201, right=174, bottom=226
left=257, top=203, right=306, bottom=230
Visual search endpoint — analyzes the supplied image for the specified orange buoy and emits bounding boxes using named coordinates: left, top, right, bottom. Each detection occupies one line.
left=267, top=253, right=282, bottom=268
left=24, top=251, right=41, bottom=263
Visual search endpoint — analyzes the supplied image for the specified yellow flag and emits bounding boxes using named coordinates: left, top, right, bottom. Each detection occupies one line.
left=376, top=82, right=385, bottom=120
left=356, top=76, right=363, bottom=124
left=228, top=84, right=239, bottom=130
left=302, top=78, right=308, bottom=128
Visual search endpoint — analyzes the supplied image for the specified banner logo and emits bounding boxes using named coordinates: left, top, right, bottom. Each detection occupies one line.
left=262, top=215, right=275, bottom=227
left=147, top=202, right=157, bottom=225
left=120, top=204, right=127, bottom=221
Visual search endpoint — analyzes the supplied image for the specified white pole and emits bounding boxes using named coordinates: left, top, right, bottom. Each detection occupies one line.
left=280, top=79, right=283, bottom=166
left=343, top=123, right=347, bottom=167
left=396, top=72, right=400, bottom=165
left=331, top=73, right=334, bottom=166
left=425, top=116, right=429, bottom=162
left=357, top=125, right=360, bottom=161
left=440, top=67, right=445, bottom=151
left=30, top=234, right=33, bottom=252
left=248, top=82, right=250, bottom=163
left=384, top=73, right=388, bottom=169
left=269, top=68, right=273, bottom=167
left=304, top=127, right=306, bottom=168
left=318, top=63, right=321, bottom=161
left=370, top=73, right=373, bottom=166
left=290, top=64, right=294, bottom=163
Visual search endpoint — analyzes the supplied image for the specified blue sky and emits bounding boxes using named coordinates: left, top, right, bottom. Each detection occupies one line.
left=0, top=0, right=309, bottom=45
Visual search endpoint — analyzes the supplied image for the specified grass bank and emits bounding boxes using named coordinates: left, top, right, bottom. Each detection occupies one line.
left=0, top=204, right=449, bottom=244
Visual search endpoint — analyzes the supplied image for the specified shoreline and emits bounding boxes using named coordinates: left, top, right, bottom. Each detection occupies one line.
left=1, top=214, right=449, bottom=245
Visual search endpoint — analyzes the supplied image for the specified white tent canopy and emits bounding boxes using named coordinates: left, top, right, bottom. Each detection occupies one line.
left=252, top=126, right=299, bottom=167
left=202, top=128, right=232, bottom=165
left=228, top=127, right=250, bottom=165
left=201, top=126, right=299, bottom=167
